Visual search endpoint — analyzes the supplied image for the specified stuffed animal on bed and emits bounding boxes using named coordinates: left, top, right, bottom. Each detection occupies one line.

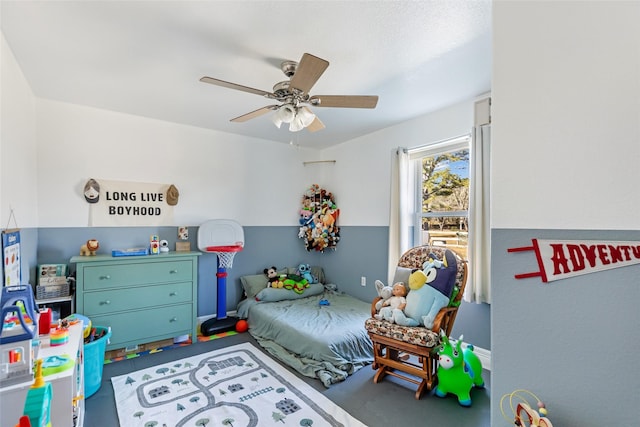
left=263, top=266, right=309, bottom=294
left=296, top=263, right=317, bottom=284
left=264, top=266, right=282, bottom=288
left=390, top=250, right=458, bottom=329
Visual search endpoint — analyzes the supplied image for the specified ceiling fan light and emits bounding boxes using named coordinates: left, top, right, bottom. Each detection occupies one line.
left=277, top=104, right=296, bottom=123
left=271, top=114, right=283, bottom=128
left=289, top=116, right=305, bottom=132
left=297, top=107, right=316, bottom=128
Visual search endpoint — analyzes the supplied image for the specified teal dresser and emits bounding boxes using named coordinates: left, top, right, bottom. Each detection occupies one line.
left=71, top=252, right=200, bottom=351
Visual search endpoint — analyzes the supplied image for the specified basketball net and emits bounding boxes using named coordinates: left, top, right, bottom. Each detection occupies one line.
left=207, top=245, right=243, bottom=269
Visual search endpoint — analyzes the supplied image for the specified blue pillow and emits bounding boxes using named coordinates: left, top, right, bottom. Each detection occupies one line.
left=255, top=283, right=324, bottom=302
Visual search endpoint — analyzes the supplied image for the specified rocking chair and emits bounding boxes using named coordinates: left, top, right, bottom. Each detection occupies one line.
left=364, top=245, right=468, bottom=399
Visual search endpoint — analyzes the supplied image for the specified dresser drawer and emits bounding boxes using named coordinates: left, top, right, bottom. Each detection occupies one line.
left=90, top=303, right=192, bottom=348
left=82, top=260, right=192, bottom=290
left=82, top=282, right=193, bottom=316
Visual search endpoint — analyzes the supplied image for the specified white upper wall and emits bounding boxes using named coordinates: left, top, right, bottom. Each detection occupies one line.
left=3, top=29, right=478, bottom=229
left=35, top=98, right=326, bottom=227
left=323, top=100, right=475, bottom=226
left=1, top=33, right=38, bottom=227
left=492, top=1, right=640, bottom=230
left=32, top=95, right=476, bottom=228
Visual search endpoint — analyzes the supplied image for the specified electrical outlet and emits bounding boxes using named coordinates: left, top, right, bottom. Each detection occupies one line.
left=361, top=276, right=366, bottom=287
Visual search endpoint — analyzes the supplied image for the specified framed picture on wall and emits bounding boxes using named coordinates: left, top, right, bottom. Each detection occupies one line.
left=2, top=228, right=21, bottom=287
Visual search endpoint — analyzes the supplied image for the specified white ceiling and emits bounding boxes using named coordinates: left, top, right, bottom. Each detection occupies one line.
left=1, top=0, right=492, bottom=149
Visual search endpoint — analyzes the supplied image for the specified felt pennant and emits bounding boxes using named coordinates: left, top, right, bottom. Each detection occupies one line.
left=509, top=239, right=640, bottom=282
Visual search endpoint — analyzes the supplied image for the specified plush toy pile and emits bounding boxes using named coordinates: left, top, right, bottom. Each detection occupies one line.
left=263, top=266, right=310, bottom=294
left=298, top=184, right=340, bottom=252
left=376, top=249, right=458, bottom=329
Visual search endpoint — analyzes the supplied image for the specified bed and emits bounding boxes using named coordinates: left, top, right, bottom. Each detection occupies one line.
left=236, top=266, right=373, bottom=387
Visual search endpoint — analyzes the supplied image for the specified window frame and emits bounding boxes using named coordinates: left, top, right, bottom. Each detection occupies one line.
left=408, top=135, right=471, bottom=256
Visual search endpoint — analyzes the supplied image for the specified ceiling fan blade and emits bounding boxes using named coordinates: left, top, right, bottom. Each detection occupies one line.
left=230, top=105, right=278, bottom=123
left=309, top=95, right=378, bottom=108
left=300, top=107, right=325, bottom=132
left=200, top=76, right=274, bottom=98
left=289, top=53, right=329, bottom=94
left=306, top=116, right=325, bottom=133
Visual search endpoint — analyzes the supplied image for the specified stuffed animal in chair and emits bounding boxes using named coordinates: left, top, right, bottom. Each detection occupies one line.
left=375, top=282, right=408, bottom=322
left=374, top=280, right=394, bottom=311
left=390, top=250, right=457, bottom=329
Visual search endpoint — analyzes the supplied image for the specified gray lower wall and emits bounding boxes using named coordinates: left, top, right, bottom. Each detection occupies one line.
left=492, top=228, right=640, bottom=425
left=24, top=225, right=490, bottom=350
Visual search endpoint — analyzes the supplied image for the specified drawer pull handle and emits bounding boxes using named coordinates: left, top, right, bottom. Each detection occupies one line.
left=169, top=292, right=178, bottom=296
left=100, top=300, right=111, bottom=305
left=169, top=269, right=178, bottom=274
left=100, top=275, right=111, bottom=280
left=170, top=317, right=178, bottom=322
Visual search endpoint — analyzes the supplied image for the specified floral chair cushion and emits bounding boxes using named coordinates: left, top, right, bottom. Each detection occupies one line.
left=364, top=317, right=440, bottom=348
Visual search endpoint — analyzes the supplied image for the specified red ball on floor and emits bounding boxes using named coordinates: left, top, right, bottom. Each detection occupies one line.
left=235, top=319, right=248, bottom=333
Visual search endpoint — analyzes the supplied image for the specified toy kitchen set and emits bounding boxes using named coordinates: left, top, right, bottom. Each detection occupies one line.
left=1, top=285, right=85, bottom=427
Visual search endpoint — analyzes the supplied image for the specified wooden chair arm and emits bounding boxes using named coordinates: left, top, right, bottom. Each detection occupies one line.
left=431, top=306, right=458, bottom=334
left=371, top=296, right=382, bottom=317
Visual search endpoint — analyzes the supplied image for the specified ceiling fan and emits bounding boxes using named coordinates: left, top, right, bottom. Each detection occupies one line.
left=200, top=53, right=378, bottom=132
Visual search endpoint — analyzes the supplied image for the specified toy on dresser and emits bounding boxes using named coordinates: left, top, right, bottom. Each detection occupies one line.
left=79, top=239, right=99, bottom=256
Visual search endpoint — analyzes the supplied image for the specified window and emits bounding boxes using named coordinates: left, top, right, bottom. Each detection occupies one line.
left=409, top=136, right=470, bottom=260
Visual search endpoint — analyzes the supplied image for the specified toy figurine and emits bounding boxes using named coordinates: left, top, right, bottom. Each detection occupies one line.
left=434, top=332, right=484, bottom=406
left=150, top=235, right=160, bottom=255
left=79, top=239, right=99, bottom=256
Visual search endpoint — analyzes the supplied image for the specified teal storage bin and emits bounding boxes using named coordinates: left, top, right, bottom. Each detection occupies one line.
left=84, top=326, right=111, bottom=398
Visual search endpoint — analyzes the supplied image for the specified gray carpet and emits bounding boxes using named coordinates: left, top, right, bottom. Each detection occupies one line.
left=85, top=332, right=490, bottom=426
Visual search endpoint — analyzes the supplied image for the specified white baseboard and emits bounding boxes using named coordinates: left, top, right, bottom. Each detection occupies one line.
left=450, top=338, right=491, bottom=371
left=471, top=344, right=491, bottom=371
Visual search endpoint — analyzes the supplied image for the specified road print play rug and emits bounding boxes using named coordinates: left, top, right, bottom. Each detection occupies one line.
left=111, top=342, right=366, bottom=427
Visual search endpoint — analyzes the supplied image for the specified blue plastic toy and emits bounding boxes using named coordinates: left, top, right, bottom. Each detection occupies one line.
left=296, top=263, right=317, bottom=284
left=22, top=359, right=53, bottom=427
left=434, top=332, right=484, bottom=407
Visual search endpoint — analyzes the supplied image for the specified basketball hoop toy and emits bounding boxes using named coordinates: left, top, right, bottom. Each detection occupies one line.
left=197, top=220, right=245, bottom=335
left=206, top=244, right=243, bottom=319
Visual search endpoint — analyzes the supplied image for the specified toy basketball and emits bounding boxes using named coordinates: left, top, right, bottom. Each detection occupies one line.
left=235, top=319, right=248, bottom=333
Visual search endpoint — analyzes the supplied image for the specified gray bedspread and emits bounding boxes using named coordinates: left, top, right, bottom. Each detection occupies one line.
left=236, top=288, right=373, bottom=387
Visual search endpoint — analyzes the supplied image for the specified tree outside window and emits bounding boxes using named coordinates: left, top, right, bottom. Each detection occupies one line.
left=417, top=148, right=469, bottom=259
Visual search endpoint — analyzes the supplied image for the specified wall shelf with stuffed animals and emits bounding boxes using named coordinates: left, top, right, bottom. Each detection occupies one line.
left=298, top=184, right=340, bottom=252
